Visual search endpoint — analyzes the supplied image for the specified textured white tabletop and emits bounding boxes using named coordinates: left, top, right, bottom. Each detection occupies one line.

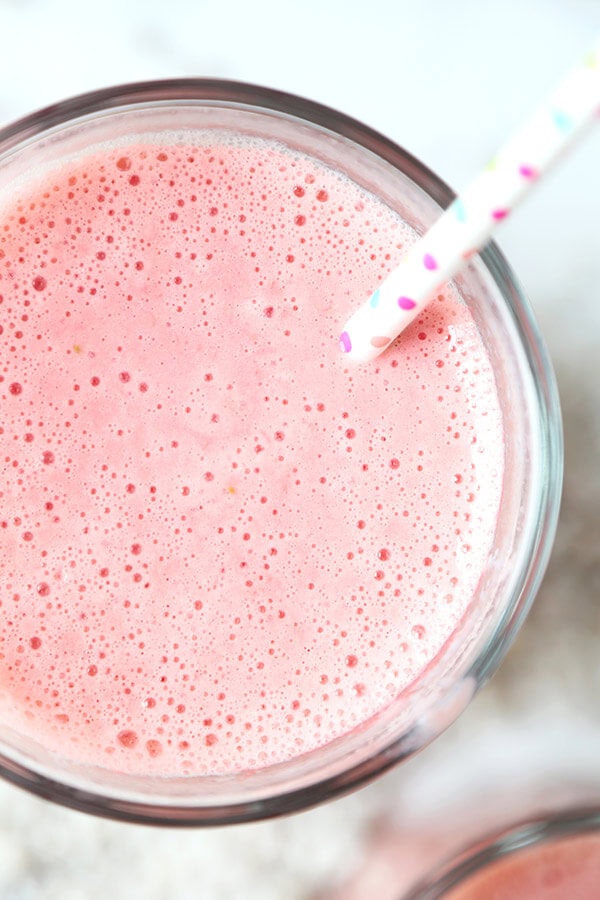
left=0, top=1, right=599, bottom=897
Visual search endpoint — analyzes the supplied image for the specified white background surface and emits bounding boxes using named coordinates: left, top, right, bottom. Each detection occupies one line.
left=0, top=1, right=599, bottom=897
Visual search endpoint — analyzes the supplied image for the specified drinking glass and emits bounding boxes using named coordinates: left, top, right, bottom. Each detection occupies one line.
left=0, top=80, right=562, bottom=824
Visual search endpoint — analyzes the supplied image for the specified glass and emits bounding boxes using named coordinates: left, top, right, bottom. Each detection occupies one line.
left=0, top=80, right=562, bottom=824
left=404, top=805, right=600, bottom=898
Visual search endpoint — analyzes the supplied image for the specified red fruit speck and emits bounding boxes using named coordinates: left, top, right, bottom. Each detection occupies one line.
left=116, top=157, right=132, bottom=171
left=146, top=739, right=163, bottom=758
left=345, top=655, right=358, bottom=667
left=33, top=276, right=47, bottom=291
left=9, top=382, right=23, bottom=395
left=117, top=729, right=138, bottom=748
left=29, top=637, right=42, bottom=650
left=42, top=451, right=55, bottom=465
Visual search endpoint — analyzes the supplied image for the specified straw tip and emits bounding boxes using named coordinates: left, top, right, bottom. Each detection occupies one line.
left=338, top=327, right=394, bottom=363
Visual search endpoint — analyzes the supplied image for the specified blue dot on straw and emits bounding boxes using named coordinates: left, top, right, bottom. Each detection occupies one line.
left=551, top=109, right=573, bottom=133
left=369, top=288, right=381, bottom=309
left=453, top=198, right=467, bottom=223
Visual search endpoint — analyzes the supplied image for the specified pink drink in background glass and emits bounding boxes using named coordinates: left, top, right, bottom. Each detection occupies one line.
left=447, top=834, right=600, bottom=899
left=406, top=808, right=600, bottom=900
left=0, top=83, right=561, bottom=823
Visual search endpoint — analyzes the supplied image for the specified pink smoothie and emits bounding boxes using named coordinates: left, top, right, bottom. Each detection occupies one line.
left=445, top=833, right=600, bottom=899
left=0, top=134, right=503, bottom=775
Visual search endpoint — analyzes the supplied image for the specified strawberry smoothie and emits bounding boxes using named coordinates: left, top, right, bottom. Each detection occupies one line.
left=0, top=132, right=503, bottom=777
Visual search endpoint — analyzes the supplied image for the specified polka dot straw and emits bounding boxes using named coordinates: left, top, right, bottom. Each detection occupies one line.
left=340, top=37, right=600, bottom=363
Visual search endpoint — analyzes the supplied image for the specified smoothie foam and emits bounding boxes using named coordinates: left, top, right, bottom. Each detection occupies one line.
left=0, top=134, right=503, bottom=775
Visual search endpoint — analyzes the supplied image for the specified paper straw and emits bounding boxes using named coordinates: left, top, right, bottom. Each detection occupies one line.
left=340, top=38, right=600, bottom=363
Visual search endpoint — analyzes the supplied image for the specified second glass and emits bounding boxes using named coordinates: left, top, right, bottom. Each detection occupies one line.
left=405, top=806, right=600, bottom=899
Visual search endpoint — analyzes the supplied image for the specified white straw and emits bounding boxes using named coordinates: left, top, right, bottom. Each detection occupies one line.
left=340, top=38, right=600, bottom=362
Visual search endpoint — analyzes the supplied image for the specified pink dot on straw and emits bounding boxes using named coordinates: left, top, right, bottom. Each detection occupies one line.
left=371, top=335, right=392, bottom=348
left=491, top=208, right=509, bottom=221
left=518, top=164, right=537, bottom=179
left=340, top=331, right=352, bottom=353
left=398, top=296, right=416, bottom=310
left=423, top=253, right=438, bottom=271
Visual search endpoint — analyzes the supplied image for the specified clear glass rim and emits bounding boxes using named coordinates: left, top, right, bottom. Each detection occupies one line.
left=0, top=78, right=563, bottom=825
left=403, top=805, right=600, bottom=898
